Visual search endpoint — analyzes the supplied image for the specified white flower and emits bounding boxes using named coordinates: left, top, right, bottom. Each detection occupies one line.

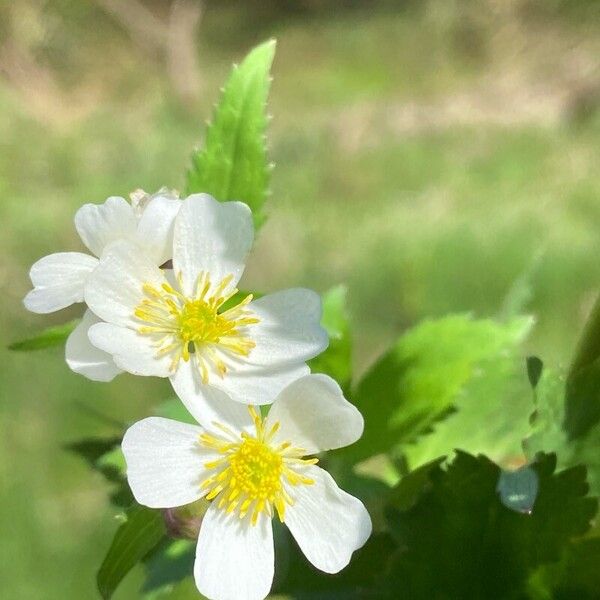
left=24, top=190, right=181, bottom=381
left=84, top=193, right=328, bottom=407
left=122, top=374, right=372, bottom=600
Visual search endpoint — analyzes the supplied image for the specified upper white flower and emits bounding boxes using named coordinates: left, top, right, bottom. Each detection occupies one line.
left=23, top=189, right=181, bottom=381
left=122, top=374, right=372, bottom=600
left=84, top=193, right=328, bottom=408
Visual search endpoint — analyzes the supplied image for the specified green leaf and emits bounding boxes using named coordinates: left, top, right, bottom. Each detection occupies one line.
left=498, top=249, right=542, bottom=320
left=523, top=368, right=600, bottom=496
left=308, top=285, right=352, bottom=391
left=383, top=452, right=598, bottom=599
left=549, top=537, right=600, bottom=598
left=565, top=293, right=600, bottom=439
left=273, top=523, right=396, bottom=599
left=343, top=314, right=532, bottom=463
left=143, top=576, right=207, bottom=599
left=66, top=435, right=132, bottom=507
left=8, top=319, right=79, bottom=351
left=97, top=504, right=166, bottom=600
left=386, top=457, right=446, bottom=511
left=566, top=361, right=600, bottom=441
left=141, top=539, right=195, bottom=597
left=405, top=321, right=534, bottom=469
left=65, top=436, right=123, bottom=468
left=186, top=40, right=275, bottom=229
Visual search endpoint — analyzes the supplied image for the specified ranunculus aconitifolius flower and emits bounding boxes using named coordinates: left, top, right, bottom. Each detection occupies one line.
left=84, top=193, right=328, bottom=409
left=122, top=374, right=372, bottom=600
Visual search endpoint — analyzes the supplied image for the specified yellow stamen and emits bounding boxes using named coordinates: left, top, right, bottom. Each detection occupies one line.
left=198, top=407, right=317, bottom=526
left=133, top=272, right=258, bottom=383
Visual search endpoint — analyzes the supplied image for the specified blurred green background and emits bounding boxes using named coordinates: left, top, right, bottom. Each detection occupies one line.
left=1, top=0, right=599, bottom=597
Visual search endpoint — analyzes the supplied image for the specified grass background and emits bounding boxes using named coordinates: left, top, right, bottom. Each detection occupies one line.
left=1, top=1, right=599, bottom=597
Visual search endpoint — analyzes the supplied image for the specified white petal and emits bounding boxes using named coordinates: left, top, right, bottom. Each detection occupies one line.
left=122, top=417, right=209, bottom=508
left=266, top=374, right=363, bottom=454
left=212, top=362, right=310, bottom=405
left=173, top=194, right=253, bottom=297
left=65, top=310, right=122, bottom=381
left=84, top=240, right=166, bottom=327
left=24, top=252, right=98, bottom=313
left=88, top=322, right=172, bottom=377
left=169, top=360, right=254, bottom=433
left=246, top=289, right=329, bottom=367
left=74, top=196, right=137, bottom=257
left=195, top=505, right=274, bottom=600
left=134, top=194, right=182, bottom=265
left=285, top=466, right=372, bottom=574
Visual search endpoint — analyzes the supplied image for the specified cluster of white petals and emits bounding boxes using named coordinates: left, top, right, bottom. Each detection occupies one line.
left=84, top=194, right=329, bottom=410
left=24, top=190, right=372, bottom=600
left=25, top=189, right=181, bottom=381
left=123, top=374, right=371, bottom=600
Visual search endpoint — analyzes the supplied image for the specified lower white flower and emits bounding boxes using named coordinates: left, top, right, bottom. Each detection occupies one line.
left=122, top=374, right=372, bottom=600
left=23, top=189, right=181, bottom=381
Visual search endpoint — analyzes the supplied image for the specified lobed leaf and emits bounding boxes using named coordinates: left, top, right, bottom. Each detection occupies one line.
left=343, top=314, right=532, bottom=463
left=405, top=322, right=534, bottom=470
left=382, top=452, right=598, bottom=599
left=272, top=524, right=396, bottom=599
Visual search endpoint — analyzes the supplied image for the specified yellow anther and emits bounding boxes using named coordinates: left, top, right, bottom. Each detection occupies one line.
left=198, top=407, right=318, bottom=526
left=133, top=272, right=258, bottom=383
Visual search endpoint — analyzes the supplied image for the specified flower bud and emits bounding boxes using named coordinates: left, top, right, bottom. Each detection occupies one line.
left=161, top=498, right=210, bottom=540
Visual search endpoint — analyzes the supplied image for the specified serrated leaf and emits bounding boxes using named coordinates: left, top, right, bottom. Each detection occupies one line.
left=8, top=319, right=79, bottom=351
left=308, top=285, right=352, bottom=391
left=343, top=314, right=532, bottom=463
left=405, top=319, right=534, bottom=469
left=98, top=504, right=166, bottom=600
left=383, top=452, right=598, bottom=599
left=523, top=368, right=600, bottom=496
left=387, top=457, right=446, bottom=511
left=186, top=40, right=275, bottom=229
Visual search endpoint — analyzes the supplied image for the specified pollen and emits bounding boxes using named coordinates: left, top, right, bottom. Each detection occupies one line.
left=199, top=407, right=318, bottom=525
left=133, top=271, right=259, bottom=383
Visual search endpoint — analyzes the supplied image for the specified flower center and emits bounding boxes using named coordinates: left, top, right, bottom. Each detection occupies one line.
left=134, top=272, right=259, bottom=383
left=199, top=407, right=318, bottom=525
left=178, top=298, right=237, bottom=345
left=229, top=439, right=283, bottom=499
